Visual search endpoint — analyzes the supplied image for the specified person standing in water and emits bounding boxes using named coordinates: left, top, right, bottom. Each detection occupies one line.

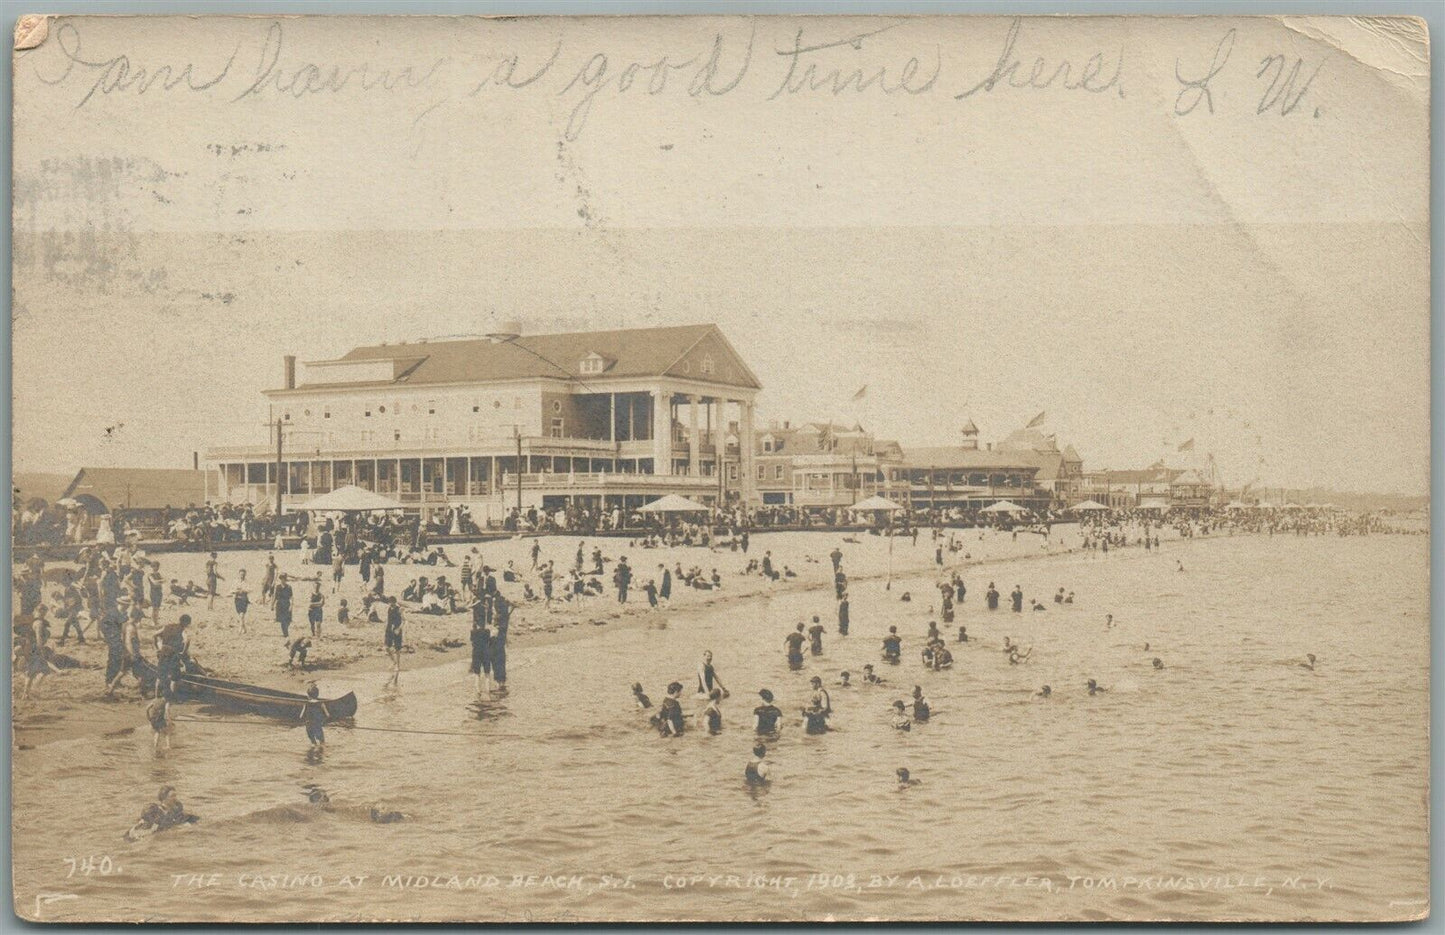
left=657, top=682, right=686, bottom=736
left=784, top=623, right=807, bottom=670
left=1010, top=585, right=1024, bottom=613
left=986, top=582, right=1000, bottom=610
left=469, top=608, right=493, bottom=698
left=837, top=591, right=850, bottom=636
left=696, top=651, right=728, bottom=697
left=490, top=591, right=510, bottom=693
left=754, top=689, right=783, bottom=736
left=745, top=744, right=771, bottom=787
left=146, top=695, right=173, bottom=754
left=910, top=685, right=931, bottom=722
left=299, top=683, right=330, bottom=749
left=801, top=700, right=830, bottom=735
left=807, top=616, right=825, bottom=656
left=882, top=626, right=902, bottom=664
left=698, top=689, right=724, bottom=735
left=383, top=597, right=404, bottom=686
left=809, top=676, right=832, bottom=717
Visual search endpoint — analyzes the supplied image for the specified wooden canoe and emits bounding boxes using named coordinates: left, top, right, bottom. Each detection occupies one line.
left=174, top=673, right=357, bottom=721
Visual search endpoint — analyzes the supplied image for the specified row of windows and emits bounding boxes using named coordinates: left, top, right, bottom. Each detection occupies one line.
left=283, top=397, right=543, bottom=421
left=303, top=419, right=567, bottom=447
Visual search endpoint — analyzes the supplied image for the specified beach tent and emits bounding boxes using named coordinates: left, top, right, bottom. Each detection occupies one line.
left=848, top=495, right=904, bottom=513
left=298, top=485, right=405, bottom=512
left=638, top=494, right=710, bottom=513
left=1068, top=500, right=1109, bottom=512
left=981, top=500, right=1028, bottom=514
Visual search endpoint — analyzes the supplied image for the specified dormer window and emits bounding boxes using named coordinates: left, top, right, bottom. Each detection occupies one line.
left=579, top=352, right=612, bottom=376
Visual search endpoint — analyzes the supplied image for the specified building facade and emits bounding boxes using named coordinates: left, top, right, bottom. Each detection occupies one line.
left=753, top=422, right=904, bottom=508
left=206, top=324, right=762, bottom=522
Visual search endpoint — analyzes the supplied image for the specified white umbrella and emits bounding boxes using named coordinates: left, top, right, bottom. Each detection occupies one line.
left=848, top=495, right=904, bottom=513
left=1068, top=500, right=1110, bottom=512
left=638, top=494, right=710, bottom=513
left=299, top=485, right=406, bottom=512
left=981, top=500, right=1027, bottom=514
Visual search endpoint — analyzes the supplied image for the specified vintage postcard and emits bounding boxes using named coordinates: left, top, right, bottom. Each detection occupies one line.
left=10, top=12, right=1430, bottom=923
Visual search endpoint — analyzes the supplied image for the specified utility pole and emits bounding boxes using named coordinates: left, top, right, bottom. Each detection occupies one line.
left=275, top=417, right=284, bottom=517
left=515, top=427, right=523, bottom=515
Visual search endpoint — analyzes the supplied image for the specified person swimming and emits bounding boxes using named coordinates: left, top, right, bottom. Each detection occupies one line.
left=890, top=700, right=912, bottom=731
left=124, top=785, right=198, bottom=841
left=862, top=664, right=885, bottom=685
left=896, top=767, right=921, bottom=788
left=744, top=743, right=771, bottom=787
left=632, top=682, right=653, bottom=709
left=1035, top=684, right=1052, bottom=698
left=1298, top=653, right=1317, bottom=671
left=957, top=625, right=968, bottom=643
left=1087, top=678, right=1106, bottom=695
left=1152, top=657, right=1165, bottom=670
left=1105, top=614, right=1115, bottom=629
left=1143, top=642, right=1150, bottom=652
left=837, top=670, right=852, bottom=688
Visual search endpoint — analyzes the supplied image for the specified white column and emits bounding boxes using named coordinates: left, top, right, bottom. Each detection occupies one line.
left=652, top=388, right=673, bottom=475
left=609, top=393, right=616, bottom=443
left=688, top=394, right=701, bottom=476
left=740, top=399, right=757, bottom=504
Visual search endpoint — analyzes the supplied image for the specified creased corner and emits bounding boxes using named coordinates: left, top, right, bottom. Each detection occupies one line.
left=14, top=13, right=48, bottom=52
left=1278, top=15, right=1429, bottom=93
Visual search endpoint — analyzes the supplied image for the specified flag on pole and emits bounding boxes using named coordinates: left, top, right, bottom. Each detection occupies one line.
left=852, top=385, right=868, bottom=402
left=1178, top=438, right=1195, bottom=452
left=1026, top=411, right=1046, bottom=429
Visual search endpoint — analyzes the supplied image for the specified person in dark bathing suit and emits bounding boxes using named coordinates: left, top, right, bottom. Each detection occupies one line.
left=784, top=624, right=806, bottom=670
left=807, top=617, right=825, bottom=656
left=753, top=688, right=783, bottom=736
left=299, top=683, right=330, bottom=748
left=657, top=682, right=686, bottom=736
left=801, top=700, right=830, bottom=735
left=882, top=626, right=902, bottom=664
left=632, top=683, right=652, bottom=709
left=986, top=583, right=1000, bottom=610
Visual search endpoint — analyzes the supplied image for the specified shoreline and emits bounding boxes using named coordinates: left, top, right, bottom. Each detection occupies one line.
left=12, top=524, right=1242, bottom=749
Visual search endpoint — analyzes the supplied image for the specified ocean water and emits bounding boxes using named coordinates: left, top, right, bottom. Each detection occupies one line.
left=12, top=532, right=1429, bottom=922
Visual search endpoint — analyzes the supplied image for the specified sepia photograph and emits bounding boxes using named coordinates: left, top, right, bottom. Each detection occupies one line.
left=8, top=10, right=1432, bottom=923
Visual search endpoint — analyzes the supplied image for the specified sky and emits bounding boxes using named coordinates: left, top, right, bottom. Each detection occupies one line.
left=11, top=14, right=1430, bottom=494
